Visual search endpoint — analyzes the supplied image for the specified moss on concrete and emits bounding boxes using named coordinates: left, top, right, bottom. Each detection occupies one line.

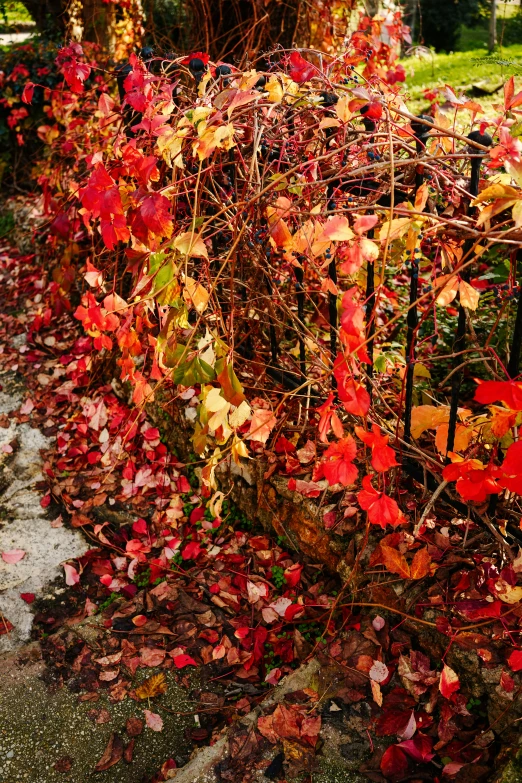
left=0, top=651, right=197, bottom=783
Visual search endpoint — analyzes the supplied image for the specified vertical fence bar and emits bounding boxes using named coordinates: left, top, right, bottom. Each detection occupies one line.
left=295, top=263, right=306, bottom=378
left=508, top=248, right=522, bottom=380
left=446, top=130, right=492, bottom=456
left=404, top=115, right=433, bottom=444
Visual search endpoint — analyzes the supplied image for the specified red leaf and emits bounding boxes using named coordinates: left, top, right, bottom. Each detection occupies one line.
left=474, top=379, right=522, bottom=411
left=284, top=603, right=305, bottom=621
left=56, top=43, right=91, bottom=93
left=508, top=650, right=522, bottom=672
left=2, top=549, right=26, bottom=564
left=500, top=669, right=515, bottom=692
left=181, top=52, right=210, bottom=66
left=335, top=369, right=370, bottom=417
left=439, top=664, right=460, bottom=698
left=284, top=563, right=303, bottom=588
left=144, top=709, right=164, bottom=732
left=380, top=745, right=409, bottom=778
left=21, top=82, right=35, bottom=104
left=63, top=563, right=80, bottom=585
left=172, top=654, right=197, bottom=669
left=20, top=593, right=35, bottom=604
left=181, top=541, right=201, bottom=560
left=502, top=441, right=522, bottom=477
left=361, top=100, right=383, bottom=121
left=288, top=51, right=316, bottom=84
left=398, top=734, right=434, bottom=763
left=355, top=424, right=398, bottom=473
left=287, top=478, right=323, bottom=498
left=321, top=436, right=358, bottom=487
left=138, top=193, right=173, bottom=238
left=357, top=476, right=405, bottom=529
left=132, top=518, right=148, bottom=536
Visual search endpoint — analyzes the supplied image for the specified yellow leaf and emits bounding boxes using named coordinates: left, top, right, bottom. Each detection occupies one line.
left=459, top=279, right=479, bottom=310
left=410, top=548, right=431, bottom=580
left=319, top=117, right=340, bottom=130
left=335, top=96, right=352, bottom=123
left=184, top=276, right=210, bottom=314
left=173, top=232, right=208, bottom=259
left=231, top=435, right=250, bottom=464
left=472, top=183, right=520, bottom=204
left=135, top=672, right=167, bottom=700
left=379, top=218, right=412, bottom=243
left=413, top=363, right=431, bottom=379
left=229, top=400, right=251, bottom=428
left=205, top=387, right=228, bottom=413
left=410, top=405, right=449, bottom=439
left=157, top=131, right=184, bottom=168
left=208, top=403, right=230, bottom=433
left=381, top=545, right=410, bottom=579
left=359, top=238, right=379, bottom=261
left=370, top=679, right=383, bottom=706
left=496, top=583, right=522, bottom=604
left=475, top=198, right=517, bottom=227
left=489, top=406, right=518, bottom=438
left=265, top=76, right=283, bottom=103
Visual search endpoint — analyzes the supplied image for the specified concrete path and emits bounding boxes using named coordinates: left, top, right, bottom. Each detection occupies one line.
left=0, top=369, right=88, bottom=652
left=0, top=32, right=33, bottom=46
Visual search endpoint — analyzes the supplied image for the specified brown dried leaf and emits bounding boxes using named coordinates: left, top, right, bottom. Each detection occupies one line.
left=123, top=739, right=135, bottom=764
left=126, top=717, right=144, bottom=737
left=135, top=672, right=167, bottom=700
left=94, top=733, right=123, bottom=772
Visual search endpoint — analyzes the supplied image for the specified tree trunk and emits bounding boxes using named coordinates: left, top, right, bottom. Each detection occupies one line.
left=365, top=0, right=380, bottom=17
left=80, top=0, right=117, bottom=47
left=488, top=0, right=497, bottom=51
left=19, top=0, right=68, bottom=34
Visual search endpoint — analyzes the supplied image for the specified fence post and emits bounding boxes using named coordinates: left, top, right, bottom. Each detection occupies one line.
left=508, top=249, right=522, bottom=379
left=404, top=115, right=433, bottom=444
left=446, top=129, right=492, bottom=456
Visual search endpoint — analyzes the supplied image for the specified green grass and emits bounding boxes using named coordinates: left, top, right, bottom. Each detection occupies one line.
left=0, top=1, right=34, bottom=27
left=498, top=2, right=520, bottom=21
left=401, top=41, right=522, bottom=112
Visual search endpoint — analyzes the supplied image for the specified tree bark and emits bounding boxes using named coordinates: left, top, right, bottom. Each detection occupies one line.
left=488, top=0, right=497, bottom=51
left=19, top=0, right=68, bottom=34
left=365, top=0, right=380, bottom=17
left=80, top=0, right=116, bottom=47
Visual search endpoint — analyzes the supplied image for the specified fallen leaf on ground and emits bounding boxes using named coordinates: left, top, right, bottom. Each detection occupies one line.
left=135, top=672, right=168, bottom=699
left=94, top=733, right=124, bottom=771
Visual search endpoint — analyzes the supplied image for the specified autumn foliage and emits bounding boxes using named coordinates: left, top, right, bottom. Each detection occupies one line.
left=5, top=6, right=522, bottom=779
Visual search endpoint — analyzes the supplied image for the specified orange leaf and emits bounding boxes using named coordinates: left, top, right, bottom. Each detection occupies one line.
left=381, top=545, right=410, bottom=579
left=410, top=548, right=431, bottom=580
left=435, top=275, right=458, bottom=307
left=216, top=360, right=246, bottom=407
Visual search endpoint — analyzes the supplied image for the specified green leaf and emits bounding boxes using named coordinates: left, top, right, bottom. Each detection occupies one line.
left=173, top=356, right=215, bottom=386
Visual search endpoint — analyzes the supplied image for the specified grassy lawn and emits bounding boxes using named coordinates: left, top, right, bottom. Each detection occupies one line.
left=0, top=1, right=34, bottom=30
left=401, top=40, right=522, bottom=112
